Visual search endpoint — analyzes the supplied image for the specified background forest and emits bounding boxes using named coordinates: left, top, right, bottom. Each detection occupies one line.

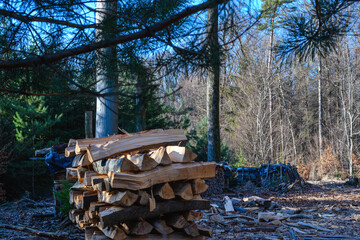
left=0, top=0, right=359, bottom=199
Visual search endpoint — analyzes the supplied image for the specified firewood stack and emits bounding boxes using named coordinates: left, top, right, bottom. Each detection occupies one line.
left=65, top=129, right=215, bottom=240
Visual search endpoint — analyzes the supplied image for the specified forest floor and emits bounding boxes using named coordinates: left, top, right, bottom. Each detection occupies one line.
left=0, top=198, right=83, bottom=240
left=0, top=181, right=360, bottom=240
left=201, top=180, right=360, bottom=240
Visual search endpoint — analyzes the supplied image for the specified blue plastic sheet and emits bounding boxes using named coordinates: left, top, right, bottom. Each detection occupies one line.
left=44, top=152, right=74, bottom=174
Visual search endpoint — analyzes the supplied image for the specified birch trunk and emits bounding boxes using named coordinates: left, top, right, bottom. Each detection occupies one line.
left=95, top=0, right=118, bottom=138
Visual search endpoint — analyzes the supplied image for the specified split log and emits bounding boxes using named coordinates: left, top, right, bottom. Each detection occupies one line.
left=72, top=154, right=84, bottom=167
left=74, top=194, right=84, bottom=209
left=165, top=214, right=188, bottom=229
left=99, top=225, right=127, bottom=240
left=154, top=183, right=175, bottom=200
left=82, top=191, right=98, bottom=210
left=109, top=162, right=216, bottom=190
left=193, top=195, right=202, bottom=200
left=191, top=179, right=208, bottom=195
left=87, top=129, right=187, bottom=162
left=166, top=146, right=197, bottom=163
left=223, top=196, right=234, bottom=212
left=85, top=227, right=98, bottom=240
left=92, top=158, right=122, bottom=174
left=66, top=168, right=78, bottom=181
left=70, top=191, right=83, bottom=204
left=92, top=175, right=108, bottom=187
left=89, top=202, right=110, bottom=214
left=77, top=168, right=86, bottom=182
left=92, top=154, right=157, bottom=174
left=150, top=147, right=172, bottom=165
left=69, top=209, right=84, bottom=223
left=153, top=220, right=173, bottom=235
left=137, top=190, right=151, bottom=205
left=84, top=172, right=98, bottom=186
left=83, top=210, right=91, bottom=222
left=0, top=223, right=78, bottom=240
left=75, top=214, right=83, bottom=225
left=172, top=182, right=193, bottom=200
left=71, top=181, right=94, bottom=191
left=99, top=205, right=112, bottom=213
left=183, top=222, right=200, bottom=237
left=183, top=210, right=203, bottom=221
left=120, top=223, right=132, bottom=235
left=123, top=154, right=158, bottom=172
left=65, top=146, right=76, bottom=157
left=119, top=155, right=138, bottom=172
left=93, top=182, right=105, bottom=192
left=131, top=219, right=153, bottom=235
left=100, top=200, right=210, bottom=228
left=98, top=190, right=138, bottom=207
left=103, top=177, right=112, bottom=192
left=79, top=153, right=92, bottom=167
left=68, top=138, right=76, bottom=147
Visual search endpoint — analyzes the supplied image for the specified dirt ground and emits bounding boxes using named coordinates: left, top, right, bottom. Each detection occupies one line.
left=0, top=198, right=82, bottom=240
left=0, top=181, right=360, bottom=239
left=201, top=181, right=360, bottom=240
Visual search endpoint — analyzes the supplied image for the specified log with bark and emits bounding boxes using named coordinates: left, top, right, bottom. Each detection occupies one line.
left=109, top=162, right=216, bottom=190
left=75, top=129, right=163, bottom=154
left=87, top=129, right=187, bottom=163
left=99, top=200, right=210, bottom=228
left=65, top=130, right=214, bottom=239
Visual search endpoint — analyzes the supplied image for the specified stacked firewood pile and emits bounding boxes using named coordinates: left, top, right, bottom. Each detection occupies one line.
left=65, top=129, right=215, bottom=240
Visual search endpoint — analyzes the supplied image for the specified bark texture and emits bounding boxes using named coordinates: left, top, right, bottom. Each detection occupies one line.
left=95, top=0, right=119, bottom=138
left=206, top=2, right=221, bottom=162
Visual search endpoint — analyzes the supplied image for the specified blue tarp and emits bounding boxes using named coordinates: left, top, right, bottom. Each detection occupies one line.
left=236, top=164, right=298, bottom=186
left=44, top=152, right=74, bottom=174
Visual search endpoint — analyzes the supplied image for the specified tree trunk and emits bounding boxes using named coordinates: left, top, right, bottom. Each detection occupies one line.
left=318, top=57, right=323, bottom=177
left=135, top=76, right=146, bottom=132
left=95, top=0, right=118, bottom=138
left=85, top=111, right=93, bottom=138
left=267, top=20, right=274, bottom=162
left=348, top=112, right=353, bottom=176
left=277, top=77, right=297, bottom=162
left=206, top=2, right=220, bottom=162
left=346, top=45, right=353, bottom=176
